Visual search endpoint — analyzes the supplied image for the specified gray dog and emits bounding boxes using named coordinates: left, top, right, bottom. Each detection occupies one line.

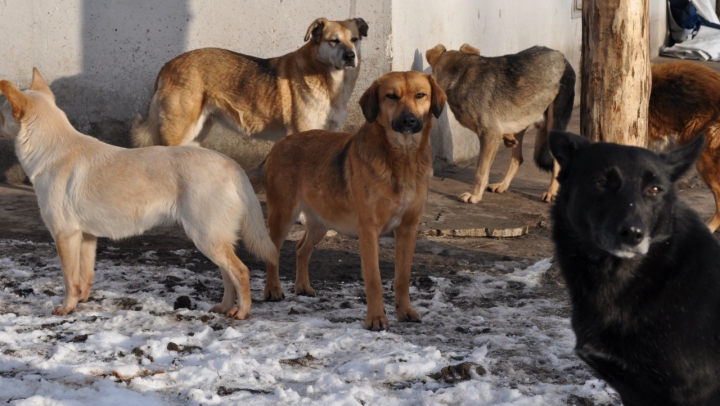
left=426, top=44, right=575, bottom=203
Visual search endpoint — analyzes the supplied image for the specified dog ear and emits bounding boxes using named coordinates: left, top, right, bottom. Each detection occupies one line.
left=359, top=80, right=380, bottom=123
left=0, top=80, right=29, bottom=121
left=355, top=18, right=369, bottom=38
left=428, top=75, right=446, bottom=119
left=459, top=44, right=480, bottom=55
left=30, top=68, right=55, bottom=101
left=549, top=131, right=591, bottom=174
left=304, top=18, right=329, bottom=43
left=425, top=44, right=447, bottom=68
left=661, top=134, right=706, bottom=182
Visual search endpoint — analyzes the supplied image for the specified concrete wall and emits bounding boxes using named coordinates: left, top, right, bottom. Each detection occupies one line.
left=0, top=0, right=670, bottom=179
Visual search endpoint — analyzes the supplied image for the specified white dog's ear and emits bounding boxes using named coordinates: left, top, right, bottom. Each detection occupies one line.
left=30, top=68, right=55, bottom=102
left=354, top=18, right=369, bottom=38
left=0, top=80, right=30, bottom=120
left=304, top=18, right=329, bottom=43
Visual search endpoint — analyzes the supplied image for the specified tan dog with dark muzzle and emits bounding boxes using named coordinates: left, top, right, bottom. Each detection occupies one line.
left=248, top=71, right=446, bottom=330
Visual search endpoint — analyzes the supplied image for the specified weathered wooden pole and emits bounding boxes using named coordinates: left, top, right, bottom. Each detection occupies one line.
left=581, top=0, right=650, bottom=146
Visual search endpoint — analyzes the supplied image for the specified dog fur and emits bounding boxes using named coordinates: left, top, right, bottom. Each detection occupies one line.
left=426, top=43, right=575, bottom=203
left=248, top=71, right=446, bottom=331
left=0, top=69, right=277, bottom=319
left=649, top=61, right=720, bottom=232
left=550, top=131, right=720, bottom=406
left=132, top=17, right=368, bottom=147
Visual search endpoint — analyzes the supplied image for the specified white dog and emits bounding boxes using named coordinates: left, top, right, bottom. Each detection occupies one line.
left=0, top=68, right=276, bottom=320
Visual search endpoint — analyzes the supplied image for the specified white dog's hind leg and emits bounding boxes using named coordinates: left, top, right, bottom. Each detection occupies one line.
left=52, top=231, right=83, bottom=315
left=79, top=233, right=97, bottom=302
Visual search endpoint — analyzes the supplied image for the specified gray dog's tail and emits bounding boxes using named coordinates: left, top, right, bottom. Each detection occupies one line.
left=534, top=59, right=576, bottom=172
left=246, top=160, right=267, bottom=193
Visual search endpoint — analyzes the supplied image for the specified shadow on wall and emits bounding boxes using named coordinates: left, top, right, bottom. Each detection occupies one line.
left=52, top=1, right=191, bottom=148
left=410, top=48, right=453, bottom=169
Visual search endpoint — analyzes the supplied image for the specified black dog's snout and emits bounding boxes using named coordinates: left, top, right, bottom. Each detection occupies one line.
left=343, top=51, right=356, bottom=62
left=392, top=112, right=423, bottom=134
left=618, top=221, right=646, bottom=246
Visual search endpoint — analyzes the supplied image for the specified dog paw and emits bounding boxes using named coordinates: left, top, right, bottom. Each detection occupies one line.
left=52, top=305, right=74, bottom=316
left=264, top=286, right=285, bottom=302
left=540, top=191, right=556, bottom=203
left=210, top=305, right=249, bottom=320
left=294, top=284, right=317, bottom=297
left=458, top=192, right=482, bottom=204
left=396, top=306, right=421, bottom=323
left=487, top=183, right=508, bottom=194
left=364, top=314, right=390, bottom=331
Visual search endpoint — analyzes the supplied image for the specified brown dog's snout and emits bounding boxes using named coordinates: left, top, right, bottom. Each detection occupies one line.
left=343, top=50, right=356, bottom=65
left=392, top=111, right=423, bottom=135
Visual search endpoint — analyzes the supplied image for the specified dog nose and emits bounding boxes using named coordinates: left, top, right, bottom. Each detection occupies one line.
left=393, top=112, right=423, bottom=134
left=618, top=221, right=646, bottom=246
left=343, top=51, right=355, bottom=62
left=402, top=115, right=418, bottom=128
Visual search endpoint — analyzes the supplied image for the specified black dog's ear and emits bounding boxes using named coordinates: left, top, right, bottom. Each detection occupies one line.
left=549, top=131, right=591, bottom=173
left=661, top=134, right=705, bottom=182
left=359, top=80, right=380, bottom=123
left=355, top=18, right=369, bottom=38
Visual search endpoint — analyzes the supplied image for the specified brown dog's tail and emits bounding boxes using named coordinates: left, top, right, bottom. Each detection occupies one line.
left=534, top=59, right=576, bottom=172
left=246, top=159, right=267, bottom=193
left=130, top=94, right=163, bottom=147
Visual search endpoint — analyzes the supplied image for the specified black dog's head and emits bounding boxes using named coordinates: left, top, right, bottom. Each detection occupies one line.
left=550, top=131, right=705, bottom=259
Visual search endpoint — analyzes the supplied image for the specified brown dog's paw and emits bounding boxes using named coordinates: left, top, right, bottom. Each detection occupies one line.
left=264, top=286, right=285, bottom=302
left=396, top=306, right=421, bottom=323
left=364, top=314, right=390, bottom=331
left=52, top=305, right=75, bottom=316
left=294, top=284, right=317, bottom=297
left=458, top=192, right=482, bottom=204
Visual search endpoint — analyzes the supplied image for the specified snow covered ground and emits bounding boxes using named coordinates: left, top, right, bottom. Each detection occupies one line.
left=0, top=238, right=620, bottom=405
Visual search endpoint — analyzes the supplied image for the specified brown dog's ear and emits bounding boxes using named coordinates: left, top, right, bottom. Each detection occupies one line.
left=428, top=75, right=446, bottom=119
left=359, top=80, right=380, bottom=123
left=0, top=80, right=29, bottom=121
left=304, top=18, right=329, bottom=43
left=459, top=43, right=480, bottom=55
left=30, top=67, right=55, bottom=101
left=425, top=44, right=446, bottom=68
left=354, top=18, right=369, bottom=38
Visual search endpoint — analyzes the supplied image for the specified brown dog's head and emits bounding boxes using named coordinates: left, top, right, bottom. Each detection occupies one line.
left=305, top=17, right=369, bottom=70
left=0, top=68, right=56, bottom=139
left=359, top=71, right=446, bottom=135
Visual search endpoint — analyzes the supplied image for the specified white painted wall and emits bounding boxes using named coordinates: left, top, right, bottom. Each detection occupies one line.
left=0, top=0, right=669, bottom=167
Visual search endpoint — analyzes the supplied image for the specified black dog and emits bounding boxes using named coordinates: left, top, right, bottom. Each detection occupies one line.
left=550, top=131, right=720, bottom=406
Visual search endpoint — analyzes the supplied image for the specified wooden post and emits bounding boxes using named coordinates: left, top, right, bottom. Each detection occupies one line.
left=581, top=0, right=650, bottom=146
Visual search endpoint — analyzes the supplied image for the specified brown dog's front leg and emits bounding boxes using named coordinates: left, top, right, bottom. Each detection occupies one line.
left=358, top=225, right=388, bottom=331
left=393, top=220, right=421, bottom=323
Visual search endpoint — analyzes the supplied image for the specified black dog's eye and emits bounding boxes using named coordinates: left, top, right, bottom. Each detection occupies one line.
left=645, top=185, right=663, bottom=196
left=351, top=37, right=358, bottom=43
left=386, top=93, right=399, bottom=100
left=415, top=93, right=426, bottom=99
left=594, top=179, right=607, bottom=189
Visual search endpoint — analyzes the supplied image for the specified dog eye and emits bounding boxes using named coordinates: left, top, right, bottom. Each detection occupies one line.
left=386, top=93, right=399, bottom=100
left=415, top=93, right=426, bottom=99
left=645, top=185, right=663, bottom=196
left=594, top=179, right=607, bottom=188
left=351, top=37, right=358, bottom=43
left=329, top=39, right=340, bottom=45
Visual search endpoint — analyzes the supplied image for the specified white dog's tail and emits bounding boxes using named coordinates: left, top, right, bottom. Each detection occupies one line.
left=238, top=174, right=278, bottom=266
left=131, top=94, right=162, bottom=147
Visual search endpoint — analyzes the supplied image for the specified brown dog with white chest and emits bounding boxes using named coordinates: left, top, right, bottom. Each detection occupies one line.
left=248, top=71, right=446, bottom=330
left=132, top=18, right=368, bottom=147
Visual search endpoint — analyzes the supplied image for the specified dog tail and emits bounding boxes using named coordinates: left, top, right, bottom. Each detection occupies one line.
left=246, top=160, right=267, bottom=193
left=131, top=93, right=162, bottom=147
left=237, top=172, right=277, bottom=266
left=534, top=59, right=576, bottom=172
